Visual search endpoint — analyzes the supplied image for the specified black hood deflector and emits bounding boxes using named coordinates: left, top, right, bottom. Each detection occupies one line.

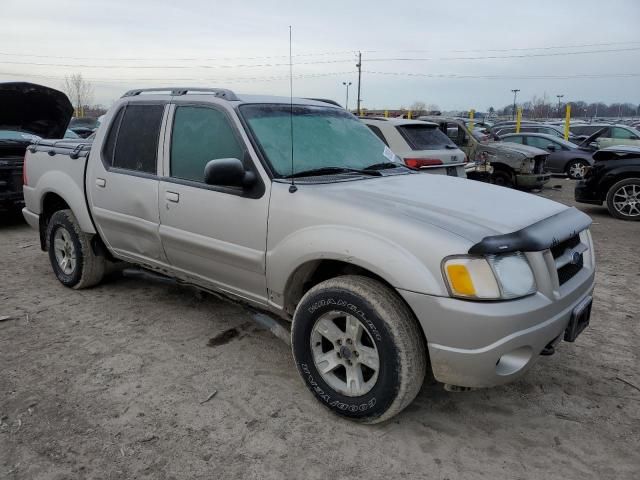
left=0, top=82, right=73, bottom=138
left=469, top=207, right=592, bottom=255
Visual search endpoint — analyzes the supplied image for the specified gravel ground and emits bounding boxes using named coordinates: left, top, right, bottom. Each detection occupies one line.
left=1, top=180, right=639, bottom=480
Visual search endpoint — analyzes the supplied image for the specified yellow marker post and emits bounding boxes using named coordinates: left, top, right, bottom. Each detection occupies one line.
left=384, top=110, right=389, bottom=118
left=515, top=107, right=522, bottom=133
left=407, top=110, right=412, bottom=120
left=564, top=104, right=571, bottom=140
left=469, top=109, right=475, bottom=133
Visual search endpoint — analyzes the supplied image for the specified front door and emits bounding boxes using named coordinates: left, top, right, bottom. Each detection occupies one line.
left=157, top=102, right=270, bottom=304
left=86, top=102, right=168, bottom=265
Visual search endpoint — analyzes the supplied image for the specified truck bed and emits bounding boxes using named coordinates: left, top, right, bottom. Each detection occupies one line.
left=22, top=139, right=94, bottom=233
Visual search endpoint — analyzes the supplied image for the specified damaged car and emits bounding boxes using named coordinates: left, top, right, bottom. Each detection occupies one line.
left=0, top=82, right=73, bottom=212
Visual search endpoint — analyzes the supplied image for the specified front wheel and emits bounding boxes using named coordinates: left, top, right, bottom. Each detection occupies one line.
left=47, top=209, right=106, bottom=288
left=606, top=178, right=640, bottom=221
left=565, top=159, right=589, bottom=180
left=291, top=275, right=426, bottom=423
left=490, top=168, right=514, bottom=188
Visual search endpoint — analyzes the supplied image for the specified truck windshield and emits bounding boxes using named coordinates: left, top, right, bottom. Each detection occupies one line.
left=240, top=104, right=397, bottom=177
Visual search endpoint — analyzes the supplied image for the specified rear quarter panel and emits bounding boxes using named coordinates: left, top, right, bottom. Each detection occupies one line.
left=23, top=150, right=95, bottom=233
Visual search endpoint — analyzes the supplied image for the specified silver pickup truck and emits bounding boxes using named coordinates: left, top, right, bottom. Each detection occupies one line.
left=22, top=87, right=595, bottom=423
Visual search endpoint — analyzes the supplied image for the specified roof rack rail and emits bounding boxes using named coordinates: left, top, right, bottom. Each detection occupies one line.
left=121, top=87, right=238, bottom=101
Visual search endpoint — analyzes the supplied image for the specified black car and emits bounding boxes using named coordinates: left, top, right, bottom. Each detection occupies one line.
left=575, top=146, right=640, bottom=221
left=0, top=82, right=73, bottom=211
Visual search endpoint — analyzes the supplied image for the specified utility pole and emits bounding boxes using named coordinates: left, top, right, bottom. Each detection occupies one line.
left=356, top=52, right=362, bottom=115
left=342, top=81, right=352, bottom=111
left=511, top=89, right=520, bottom=120
left=556, top=94, right=564, bottom=118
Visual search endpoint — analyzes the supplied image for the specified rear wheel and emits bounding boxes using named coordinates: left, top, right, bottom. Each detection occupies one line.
left=47, top=209, right=106, bottom=288
left=565, top=159, right=589, bottom=180
left=291, top=275, right=426, bottom=423
left=606, top=178, right=640, bottom=221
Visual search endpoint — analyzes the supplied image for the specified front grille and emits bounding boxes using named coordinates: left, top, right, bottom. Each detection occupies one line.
left=551, top=234, right=584, bottom=286
left=550, top=235, right=580, bottom=259
left=533, top=155, right=546, bottom=174
left=557, top=253, right=584, bottom=285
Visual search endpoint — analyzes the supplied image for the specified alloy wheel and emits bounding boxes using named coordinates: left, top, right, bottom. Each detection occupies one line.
left=310, top=311, right=380, bottom=397
left=53, top=227, right=77, bottom=275
left=612, top=183, right=640, bottom=218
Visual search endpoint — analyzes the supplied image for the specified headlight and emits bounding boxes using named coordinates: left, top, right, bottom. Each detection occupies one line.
left=442, top=252, right=536, bottom=300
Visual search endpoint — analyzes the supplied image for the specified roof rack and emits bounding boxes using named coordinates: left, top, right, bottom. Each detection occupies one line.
left=121, top=87, right=239, bottom=101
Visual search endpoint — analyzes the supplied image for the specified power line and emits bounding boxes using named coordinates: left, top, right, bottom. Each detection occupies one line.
left=0, top=70, right=354, bottom=84
left=1, top=47, right=638, bottom=70
left=1, top=40, right=638, bottom=62
left=364, top=71, right=640, bottom=80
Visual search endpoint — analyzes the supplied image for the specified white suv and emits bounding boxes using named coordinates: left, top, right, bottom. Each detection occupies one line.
left=362, top=118, right=467, bottom=177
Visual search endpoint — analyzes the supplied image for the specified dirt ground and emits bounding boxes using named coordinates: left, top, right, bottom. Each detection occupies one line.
left=1, top=179, right=639, bottom=480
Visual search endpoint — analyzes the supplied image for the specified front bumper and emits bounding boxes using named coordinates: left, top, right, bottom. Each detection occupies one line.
left=399, top=268, right=595, bottom=388
left=516, top=172, right=551, bottom=188
left=575, top=180, right=602, bottom=205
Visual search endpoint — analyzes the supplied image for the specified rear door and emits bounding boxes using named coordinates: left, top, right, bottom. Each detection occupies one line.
left=157, top=101, right=270, bottom=304
left=86, top=101, right=168, bottom=265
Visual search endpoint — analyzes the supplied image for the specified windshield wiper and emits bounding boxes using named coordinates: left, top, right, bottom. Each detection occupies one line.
left=283, top=166, right=382, bottom=178
left=363, top=161, right=408, bottom=171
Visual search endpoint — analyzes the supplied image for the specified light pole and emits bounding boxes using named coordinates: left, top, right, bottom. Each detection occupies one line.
left=342, top=81, right=352, bottom=111
left=556, top=94, right=564, bottom=118
left=511, top=89, right=520, bottom=120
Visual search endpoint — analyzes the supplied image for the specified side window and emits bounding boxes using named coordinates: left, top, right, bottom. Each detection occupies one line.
left=113, top=104, right=164, bottom=174
left=505, top=136, right=523, bottom=144
left=170, top=106, right=244, bottom=183
left=102, top=107, right=125, bottom=167
left=611, top=127, right=638, bottom=139
left=366, top=125, right=389, bottom=146
left=445, top=123, right=460, bottom=144
left=527, top=136, right=554, bottom=150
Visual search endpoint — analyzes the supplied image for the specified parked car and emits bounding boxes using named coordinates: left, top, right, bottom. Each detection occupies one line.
left=575, top=146, right=640, bottom=220
left=493, top=124, right=572, bottom=139
left=23, top=87, right=595, bottom=423
left=578, top=124, right=640, bottom=149
left=0, top=82, right=72, bottom=211
left=420, top=116, right=550, bottom=188
left=64, top=129, right=81, bottom=139
left=501, top=133, right=594, bottom=179
left=362, top=118, right=467, bottom=177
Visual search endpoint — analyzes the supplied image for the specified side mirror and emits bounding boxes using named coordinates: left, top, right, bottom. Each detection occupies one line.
left=547, top=144, right=557, bottom=152
left=204, top=158, right=256, bottom=188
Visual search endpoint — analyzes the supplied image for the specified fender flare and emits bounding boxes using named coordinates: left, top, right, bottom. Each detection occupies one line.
left=267, top=225, right=445, bottom=308
left=37, top=170, right=96, bottom=234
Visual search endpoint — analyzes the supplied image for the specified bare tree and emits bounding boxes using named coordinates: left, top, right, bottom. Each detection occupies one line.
left=410, top=101, right=426, bottom=116
left=62, top=73, right=94, bottom=117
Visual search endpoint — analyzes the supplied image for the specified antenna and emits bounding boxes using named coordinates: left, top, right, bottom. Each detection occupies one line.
left=288, top=25, right=297, bottom=193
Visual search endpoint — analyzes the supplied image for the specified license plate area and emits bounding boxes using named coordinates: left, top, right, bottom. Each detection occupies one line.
left=446, top=166, right=458, bottom=176
left=564, top=296, right=592, bottom=342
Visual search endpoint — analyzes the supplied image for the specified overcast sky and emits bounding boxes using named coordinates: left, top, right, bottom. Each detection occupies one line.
left=1, top=0, right=639, bottom=111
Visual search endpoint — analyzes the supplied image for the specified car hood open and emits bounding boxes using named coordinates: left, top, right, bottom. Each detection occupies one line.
left=0, top=82, right=73, bottom=139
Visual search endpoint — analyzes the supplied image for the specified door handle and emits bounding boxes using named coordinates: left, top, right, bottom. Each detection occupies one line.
left=95, top=178, right=106, bottom=188
left=166, top=191, right=180, bottom=203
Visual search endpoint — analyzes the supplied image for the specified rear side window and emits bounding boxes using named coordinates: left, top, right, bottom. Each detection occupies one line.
left=113, top=104, right=164, bottom=174
left=102, top=107, right=125, bottom=167
left=366, top=125, right=389, bottom=146
left=504, top=136, right=523, bottom=144
left=170, top=106, right=245, bottom=183
left=397, top=124, right=456, bottom=150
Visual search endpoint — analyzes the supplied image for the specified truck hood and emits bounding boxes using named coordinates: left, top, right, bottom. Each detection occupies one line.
left=328, top=173, right=567, bottom=242
left=485, top=141, right=547, bottom=157
left=0, top=82, right=73, bottom=139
